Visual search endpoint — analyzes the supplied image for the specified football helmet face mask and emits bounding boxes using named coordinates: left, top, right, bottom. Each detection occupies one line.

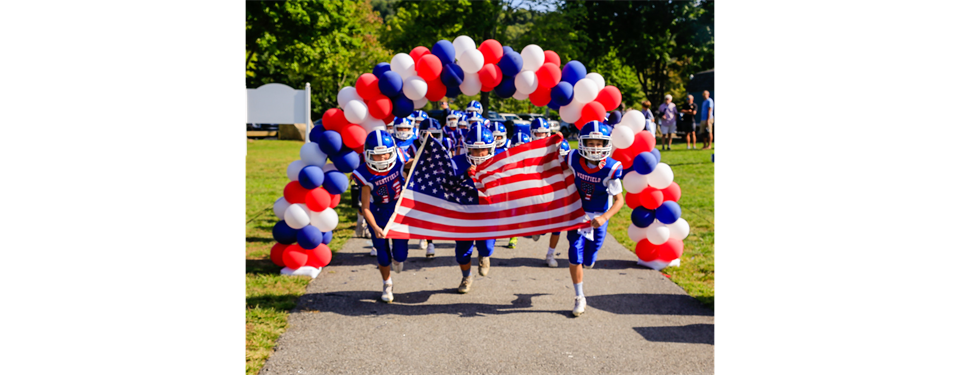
left=488, top=121, right=507, bottom=148
left=466, top=100, right=483, bottom=114
left=577, top=120, right=613, bottom=161
left=531, top=118, right=551, bottom=140
left=446, top=111, right=461, bottom=129
left=364, top=130, right=398, bottom=172
left=393, top=117, right=415, bottom=141
left=464, top=125, right=496, bottom=166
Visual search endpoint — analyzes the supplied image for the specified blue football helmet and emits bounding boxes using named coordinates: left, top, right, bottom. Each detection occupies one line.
left=463, top=124, right=496, bottom=166
left=466, top=112, right=484, bottom=126
left=578, top=120, right=612, bottom=161
left=559, top=139, right=571, bottom=157
left=457, top=112, right=471, bottom=130
left=421, top=117, right=443, bottom=139
left=487, top=121, right=507, bottom=148
left=364, top=130, right=397, bottom=172
left=445, top=110, right=461, bottom=129
left=466, top=100, right=483, bottom=114
left=510, top=132, right=531, bottom=148
left=393, top=117, right=416, bottom=141
left=531, top=118, right=551, bottom=140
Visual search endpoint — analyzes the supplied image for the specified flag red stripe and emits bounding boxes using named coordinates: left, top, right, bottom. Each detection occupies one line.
left=385, top=221, right=590, bottom=240
left=476, top=149, right=560, bottom=182
left=398, top=190, right=582, bottom=221
left=478, top=173, right=577, bottom=205
left=480, top=164, right=566, bottom=190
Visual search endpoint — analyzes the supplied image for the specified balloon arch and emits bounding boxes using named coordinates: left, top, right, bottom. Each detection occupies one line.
left=267, top=36, right=690, bottom=278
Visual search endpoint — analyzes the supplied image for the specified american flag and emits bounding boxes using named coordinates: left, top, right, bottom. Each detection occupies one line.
left=383, top=133, right=589, bottom=240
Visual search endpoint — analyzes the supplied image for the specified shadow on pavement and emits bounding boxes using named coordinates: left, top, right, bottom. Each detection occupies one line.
left=634, top=324, right=714, bottom=345
left=295, top=291, right=568, bottom=318
left=580, top=293, right=713, bottom=316
left=332, top=246, right=640, bottom=272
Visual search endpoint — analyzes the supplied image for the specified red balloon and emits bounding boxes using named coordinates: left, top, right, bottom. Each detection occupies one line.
left=322, top=108, right=348, bottom=132
left=575, top=101, right=606, bottom=128
left=283, top=181, right=309, bottom=204
left=629, top=130, right=656, bottom=154
left=382, top=116, right=395, bottom=125
left=529, top=85, right=552, bottom=107
left=282, top=243, right=309, bottom=269
left=355, top=73, right=381, bottom=101
left=270, top=243, right=288, bottom=267
left=595, top=86, right=622, bottom=112
left=352, top=146, right=364, bottom=156
left=330, top=193, right=341, bottom=208
left=425, top=78, right=446, bottom=101
left=657, top=238, right=684, bottom=262
left=543, top=50, right=561, bottom=67
left=305, top=187, right=332, bottom=212
left=536, top=62, right=561, bottom=89
left=410, top=46, right=431, bottom=64
left=661, top=182, right=681, bottom=202
left=480, top=84, right=496, bottom=92
left=638, top=186, right=664, bottom=210
left=366, top=94, right=393, bottom=120
left=478, top=39, right=504, bottom=64
left=416, top=54, right=443, bottom=81
left=306, top=243, right=333, bottom=268
left=477, top=63, right=503, bottom=88
left=612, top=148, right=634, bottom=170
left=625, top=191, right=642, bottom=209
left=635, top=239, right=658, bottom=262
left=340, top=124, right=366, bottom=150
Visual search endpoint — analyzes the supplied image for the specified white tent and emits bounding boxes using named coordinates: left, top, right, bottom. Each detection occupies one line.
left=246, top=83, right=311, bottom=141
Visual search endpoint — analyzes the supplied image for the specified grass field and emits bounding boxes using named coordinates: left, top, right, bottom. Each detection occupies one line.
left=245, top=136, right=714, bottom=373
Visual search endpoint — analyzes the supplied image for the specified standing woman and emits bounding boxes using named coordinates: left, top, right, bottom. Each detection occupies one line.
left=354, top=130, right=410, bottom=303
left=640, top=100, right=655, bottom=134
left=565, top=121, right=625, bottom=316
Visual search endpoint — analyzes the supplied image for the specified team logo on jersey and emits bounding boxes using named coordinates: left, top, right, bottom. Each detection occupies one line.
left=581, top=180, right=594, bottom=201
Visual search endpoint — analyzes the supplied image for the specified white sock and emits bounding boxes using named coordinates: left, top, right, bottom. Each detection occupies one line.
left=574, top=282, right=583, bottom=297
left=384, top=278, right=392, bottom=285
left=547, top=247, right=555, bottom=256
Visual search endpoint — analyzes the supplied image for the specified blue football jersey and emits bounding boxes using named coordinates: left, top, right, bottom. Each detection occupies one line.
left=353, top=151, right=408, bottom=205
left=567, top=152, right=623, bottom=213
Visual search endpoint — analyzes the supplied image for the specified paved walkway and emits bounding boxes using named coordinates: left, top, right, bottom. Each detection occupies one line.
left=260, top=235, right=714, bottom=375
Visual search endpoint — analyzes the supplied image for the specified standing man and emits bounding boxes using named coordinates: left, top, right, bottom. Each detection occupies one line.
left=700, top=90, right=714, bottom=150
left=678, top=94, right=698, bottom=150
left=658, top=95, right=678, bottom=151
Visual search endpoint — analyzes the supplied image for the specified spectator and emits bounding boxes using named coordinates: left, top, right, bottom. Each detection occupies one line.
left=678, top=94, right=698, bottom=149
left=640, top=100, right=655, bottom=134
left=700, top=90, right=714, bottom=150
left=658, top=95, right=678, bottom=151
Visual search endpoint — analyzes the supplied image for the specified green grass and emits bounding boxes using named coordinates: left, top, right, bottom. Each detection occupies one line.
left=245, top=139, right=357, bottom=375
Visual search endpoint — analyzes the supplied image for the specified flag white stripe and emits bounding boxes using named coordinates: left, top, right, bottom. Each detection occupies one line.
left=478, top=158, right=563, bottom=186
left=478, top=141, right=561, bottom=175
left=401, top=182, right=579, bottom=212
left=395, top=199, right=584, bottom=227
left=387, top=216, right=587, bottom=238
left=482, top=170, right=571, bottom=197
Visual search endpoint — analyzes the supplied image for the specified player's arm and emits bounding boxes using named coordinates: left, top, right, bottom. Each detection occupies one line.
left=360, top=185, right=384, bottom=239
left=592, top=190, right=624, bottom=228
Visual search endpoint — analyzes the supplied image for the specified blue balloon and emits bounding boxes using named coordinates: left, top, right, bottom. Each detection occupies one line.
left=372, top=62, right=392, bottom=79
left=631, top=207, right=656, bottom=228
left=502, top=46, right=514, bottom=55
left=632, top=152, right=658, bottom=175
left=272, top=220, right=298, bottom=245
left=561, top=60, right=587, bottom=84
left=308, top=124, right=326, bottom=143
left=649, top=147, right=661, bottom=164
left=445, top=83, right=461, bottom=98
left=323, top=170, right=350, bottom=195
left=298, top=165, right=326, bottom=190
left=297, top=225, right=324, bottom=250
left=321, top=231, right=333, bottom=245
left=379, top=70, right=404, bottom=98
left=316, top=130, right=343, bottom=155
left=392, top=95, right=414, bottom=118
left=498, top=51, right=524, bottom=77
left=550, top=81, right=574, bottom=106
left=333, top=150, right=361, bottom=173
left=493, top=76, right=516, bottom=98
left=547, top=98, right=562, bottom=111
left=432, top=40, right=456, bottom=66
left=655, top=201, right=682, bottom=225
left=441, top=64, right=465, bottom=88
left=608, top=110, right=622, bottom=126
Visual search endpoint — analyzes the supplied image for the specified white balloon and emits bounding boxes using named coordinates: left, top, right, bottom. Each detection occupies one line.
left=342, top=100, right=368, bottom=124
left=647, top=163, right=675, bottom=189
left=573, top=79, right=600, bottom=104
left=321, top=163, right=338, bottom=173
left=286, top=160, right=307, bottom=181
left=620, top=110, right=646, bottom=133
left=458, top=49, right=485, bottom=74
left=585, top=72, right=605, bottom=90
left=390, top=53, right=416, bottom=80
left=520, top=44, right=545, bottom=72
left=284, top=203, right=312, bottom=230
left=646, top=221, right=671, bottom=245
left=413, top=96, right=428, bottom=109
left=310, top=208, right=340, bottom=232
left=622, top=171, right=649, bottom=194
left=300, top=143, right=327, bottom=167
left=361, top=116, right=385, bottom=134
left=512, top=91, right=528, bottom=100
left=611, top=124, right=636, bottom=149
left=337, top=86, right=361, bottom=108
left=452, top=35, right=476, bottom=60
left=460, top=72, right=481, bottom=96
left=559, top=101, right=584, bottom=123
left=667, top=218, right=690, bottom=241
left=273, top=197, right=291, bottom=219
left=402, top=75, right=428, bottom=101
left=514, top=70, right=539, bottom=95
left=628, top=224, right=646, bottom=243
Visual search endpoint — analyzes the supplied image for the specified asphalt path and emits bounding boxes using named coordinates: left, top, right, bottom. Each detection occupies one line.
left=259, top=234, right=714, bottom=375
